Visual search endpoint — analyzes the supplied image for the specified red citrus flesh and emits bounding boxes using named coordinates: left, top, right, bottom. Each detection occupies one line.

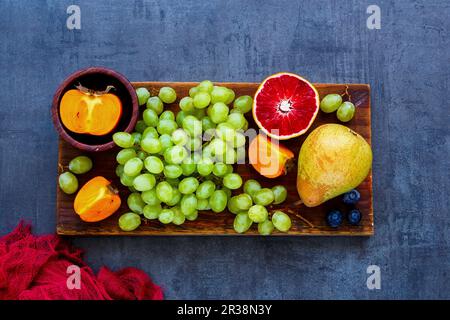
left=253, top=72, right=319, bottom=140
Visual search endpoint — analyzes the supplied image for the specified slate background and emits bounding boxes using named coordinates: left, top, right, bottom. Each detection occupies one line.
left=0, top=0, right=449, bottom=299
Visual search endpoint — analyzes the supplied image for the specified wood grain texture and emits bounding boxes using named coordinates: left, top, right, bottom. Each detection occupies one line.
left=56, top=82, right=372, bottom=236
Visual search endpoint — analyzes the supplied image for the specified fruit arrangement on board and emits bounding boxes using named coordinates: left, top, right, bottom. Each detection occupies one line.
left=56, top=71, right=373, bottom=235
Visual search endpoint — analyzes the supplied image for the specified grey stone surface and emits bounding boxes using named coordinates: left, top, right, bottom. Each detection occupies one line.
left=0, top=0, right=449, bottom=299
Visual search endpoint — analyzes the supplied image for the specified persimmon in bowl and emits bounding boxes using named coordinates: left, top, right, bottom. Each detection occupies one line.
left=51, top=67, right=139, bottom=152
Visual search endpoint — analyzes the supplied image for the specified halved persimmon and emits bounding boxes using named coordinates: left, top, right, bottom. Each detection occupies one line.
left=60, top=84, right=122, bottom=136
left=74, top=176, right=121, bottom=222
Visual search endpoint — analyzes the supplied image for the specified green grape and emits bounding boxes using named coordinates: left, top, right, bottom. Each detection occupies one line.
left=179, top=177, right=199, bottom=194
left=181, top=157, right=196, bottom=176
left=227, top=196, right=241, bottom=214
left=272, top=211, right=292, bottom=232
left=141, top=189, right=160, bottom=206
left=180, top=194, right=198, bottom=216
left=225, top=88, right=235, bottom=105
left=124, top=157, right=143, bottom=176
left=336, top=101, right=356, bottom=122
left=133, top=173, right=156, bottom=192
left=141, top=137, right=162, bottom=154
left=171, top=128, right=189, bottom=146
left=192, top=107, right=206, bottom=120
left=216, top=123, right=235, bottom=142
left=129, top=186, right=138, bottom=192
left=226, top=164, right=234, bottom=174
left=166, top=188, right=182, bottom=206
left=144, top=156, right=164, bottom=174
left=320, top=94, right=342, bottom=113
left=176, top=110, right=188, bottom=127
left=209, top=190, right=228, bottom=213
left=198, top=80, right=214, bottom=93
left=142, top=126, right=159, bottom=139
left=137, top=150, right=148, bottom=160
left=222, top=187, right=232, bottom=199
left=143, top=108, right=159, bottom=127
left=113, top=132, right=134, bottom=148
left=185, top=210, right=198, bottom=221
left=127, top=192, right=145, bottom=214
left=233, top=132, right=246, bottom=148
left=223, top=173, right=242, bottom=190
left=143, top=204, right=162, bottom=219
left=235, top=193, right=253, bottom=211
left=68, top=156, right=92, bottom=175
left=157, top=119, right=178, bottom=135
left=253, top=188, right=274, bottom=206
left=166, top=178, right=180, bottom=187
left=201, top=116, right=216, bottom=131
left=159, top=134, right=173, bottom=152
left=236, top=146, right=245, bottom=164
left=272, top=185, right=288, bottom=204
left=196, top=198, right=211, bottom=210
left=242, top=119, right=249, bottom=131
left=164, top=146, right=188, bottom=164
left=233, top=95, right=253, bottom=113
left=136, top=87, right=150, bottom=106
left=189, top=86, right=199, bottom=98
left=188, top=137, right=202, bottom=151
left=209, top=138, right=226, bottom=156
left=120, top=173, right=135, bottom=187
left=134, top=120, right=147, bottom=133
left=222, top=147, right=237, bottom=164
left=158, top=87, right=177, bottom=104
left=160, top=110, right=175, bottom=121
left=156, top=181, right=173, bottom=203
left=210, top=102, right=229, bottom=124
left=196, top=180, right=216, bottom=199
left=210, top=86, right=229, bottom=104
left=132, top=132, right=142, bottom=146
left=119, top=212, right=141, bottom=231
left=172, top=206, right=185, bottom=225
left=197, top=157, right=214, bottom=176
left=248, top=205, right=268, bottom=223
left=146, top=96, right=164, bottom=115
left=163, top=164, right=183, bottom=179
left=193, top=92, right=211, bottom=109
left=258, top=220, right=274, bottom=235
left=243, top=179, right=261, bottom=198
left=233, top=213, right=252, bottom=233
left=229, top=108, right=241, bottom=114
left=158, top=208, right=175, bottom=224
left=179, top=96, right=194, bottom=112
left=226, top=113, right=246, bottom=130
left=115, top=164, right=124, bottom=177
left=182, top=115, right=202, bottom=137
left=58, top=172, right=78, bottom=194
left=212, top=162, right=228, bottom=177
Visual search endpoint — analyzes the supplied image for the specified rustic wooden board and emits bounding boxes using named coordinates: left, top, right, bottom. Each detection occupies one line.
left=56, top=82, right=372, bottom=236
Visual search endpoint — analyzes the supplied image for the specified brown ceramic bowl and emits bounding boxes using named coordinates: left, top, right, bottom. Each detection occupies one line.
left=51, top=67, right=138, bottom=152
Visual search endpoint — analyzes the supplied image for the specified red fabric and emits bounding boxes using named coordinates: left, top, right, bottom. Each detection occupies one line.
left=0, top=222, right=163, bottom=300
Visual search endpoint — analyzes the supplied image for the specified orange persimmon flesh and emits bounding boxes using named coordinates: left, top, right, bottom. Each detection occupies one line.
left=74, top=176, right=121, bottom=222
left=248, top=134, right=294, bottom=178
left=60, top=88, right=122, bottom=136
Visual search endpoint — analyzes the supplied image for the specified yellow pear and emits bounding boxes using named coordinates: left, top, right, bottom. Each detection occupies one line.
left=297, top=124, right=372, bottom=207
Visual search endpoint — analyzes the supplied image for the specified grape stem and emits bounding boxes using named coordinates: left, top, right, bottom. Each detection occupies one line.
left=340, top=84, right=352, bottom=102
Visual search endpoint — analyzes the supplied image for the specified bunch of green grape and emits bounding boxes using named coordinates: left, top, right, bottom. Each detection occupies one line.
left=114, top=81, right=291, bottom=234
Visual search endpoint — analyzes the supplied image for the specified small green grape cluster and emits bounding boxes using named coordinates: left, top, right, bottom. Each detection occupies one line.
left=232, top=179, right=291, bottom=235
left=58, top=156, right=93, bottom=194
left=319, top=94, right=356, bottom=122
left=114, top=81, right=259, bottom=232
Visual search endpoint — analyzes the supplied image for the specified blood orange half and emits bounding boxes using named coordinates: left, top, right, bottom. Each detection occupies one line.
left=253, top=72, right=319, bottom=140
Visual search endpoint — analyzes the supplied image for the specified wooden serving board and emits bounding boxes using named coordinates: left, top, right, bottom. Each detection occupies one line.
left=56, top=82, right=372, bottom=236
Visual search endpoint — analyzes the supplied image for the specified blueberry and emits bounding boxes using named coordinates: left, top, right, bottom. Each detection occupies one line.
left=348, top=209, right=362, bottom=225
left=342, top=189, right=360, bottom=205
left=327, top=210, right=343, bottom=228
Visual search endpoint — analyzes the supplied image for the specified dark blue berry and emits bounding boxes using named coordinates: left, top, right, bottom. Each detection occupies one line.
left=348, top=209, right=362, bottom=225
left=342, top=189, right=361, bottom=204
left=327, top=210, right=343, bottom=228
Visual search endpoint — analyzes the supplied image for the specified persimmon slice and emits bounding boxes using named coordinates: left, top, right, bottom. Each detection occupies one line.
left=60, top=85, right=122, bottom=136
left=74, top=176, right=121, bottom=222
